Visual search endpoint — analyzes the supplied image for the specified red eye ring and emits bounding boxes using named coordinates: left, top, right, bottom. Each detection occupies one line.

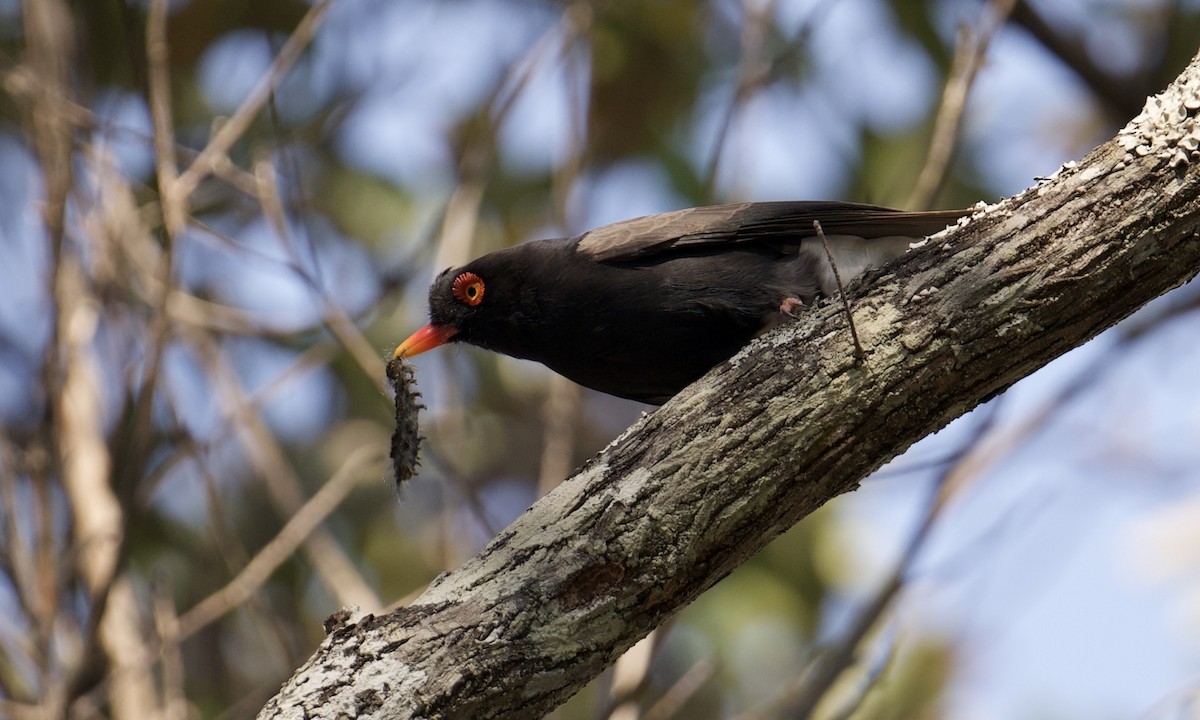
left=451, top=272, right=485, bottom=307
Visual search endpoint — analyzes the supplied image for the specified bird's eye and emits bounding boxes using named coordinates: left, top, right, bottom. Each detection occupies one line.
left=451, top=272, right=485, bottom=307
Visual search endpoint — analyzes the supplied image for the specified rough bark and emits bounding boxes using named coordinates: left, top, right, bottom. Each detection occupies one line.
left=258, top=50, right=1200, bottom=720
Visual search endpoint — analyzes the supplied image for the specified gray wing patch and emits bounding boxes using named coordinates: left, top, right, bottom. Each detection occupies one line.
left=575, top=204, right=760, bottom=262
left=575, top=201, right=969, bottom=264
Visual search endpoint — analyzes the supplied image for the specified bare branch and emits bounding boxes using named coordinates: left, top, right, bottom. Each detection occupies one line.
left=179, top=443, right=387, bottom=638
left=751, top=404, right=999, bottom=720
left=174, top=0, right=337, bottom=202
left=147, top=0, right=183, bottom=238
left=641, top=659, right=714, bottom=720
left=153, top=584, right=189, bottom=720
left=253, top=156, right=390, bottom=392
left=703, top=0, right=779, bottom=199
left=908, top=0, right=1018, bottom=210
left=185, top=330, right=383, bottom=613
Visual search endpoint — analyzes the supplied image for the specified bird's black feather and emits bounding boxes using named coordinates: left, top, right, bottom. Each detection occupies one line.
left=405, top=201, right=972, bottom=403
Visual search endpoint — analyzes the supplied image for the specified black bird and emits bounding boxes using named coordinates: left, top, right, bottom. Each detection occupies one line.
left=396, top=201, right=968, bottom=404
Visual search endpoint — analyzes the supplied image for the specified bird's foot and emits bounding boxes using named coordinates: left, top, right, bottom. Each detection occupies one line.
left=779, top=297, right=805, bottom=318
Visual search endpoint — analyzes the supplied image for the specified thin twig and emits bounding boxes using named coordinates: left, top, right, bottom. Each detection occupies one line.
left=18, top=2, right=78, bottom=706
left=703, top=0, right=778, bottom=199
left=184, top=329, right=382, bottom=612
left=603, top=630, right=657, bottom=720
left=102, top=578, right=162, bottom=720
left=908, top=0, right=1019, bottom=210
left=178, top=442, right=387, bottom=638
left=812, top=220, right=863, bottom=359
left=134, top=341, right=340, bottom=509
left=737, top=404, right=1001, bottom=720
left=641, top=660, right=715, bottom=720
left=823, top=632, right=901, bottom=720
left=55, top=236, right=160, bottom=718
left=147, top=0, right=183, bottom=237
left=253, top=155, right=389, bottom=393
left=55, top=255, right=120, bottom=611
left=0, top=439, right=45, bottom=703
left=152, top=583, right=188, bottom=720
left=174, top=0, right=336, bottom=202
left=113, top=2, right=188, bottom=612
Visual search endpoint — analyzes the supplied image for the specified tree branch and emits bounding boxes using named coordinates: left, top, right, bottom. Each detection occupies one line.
left=259, top=49, right=1200, bottom=720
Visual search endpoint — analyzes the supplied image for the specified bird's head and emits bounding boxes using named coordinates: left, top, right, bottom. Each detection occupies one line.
left=394, top=267, right=484, bottom=358
left=395, top=248, right=543, bottom=360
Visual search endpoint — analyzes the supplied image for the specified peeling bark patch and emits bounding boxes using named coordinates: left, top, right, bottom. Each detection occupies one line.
left=387, top=357, right=423, bottom=489
left=558, top=562, right=626, bottom=611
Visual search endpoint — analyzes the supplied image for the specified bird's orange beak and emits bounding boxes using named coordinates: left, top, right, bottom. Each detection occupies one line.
left=394, top=324, right=458, bottom=358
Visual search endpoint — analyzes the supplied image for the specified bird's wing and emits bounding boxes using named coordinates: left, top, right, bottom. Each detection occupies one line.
left=576, top=201, right=970, bottom=263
